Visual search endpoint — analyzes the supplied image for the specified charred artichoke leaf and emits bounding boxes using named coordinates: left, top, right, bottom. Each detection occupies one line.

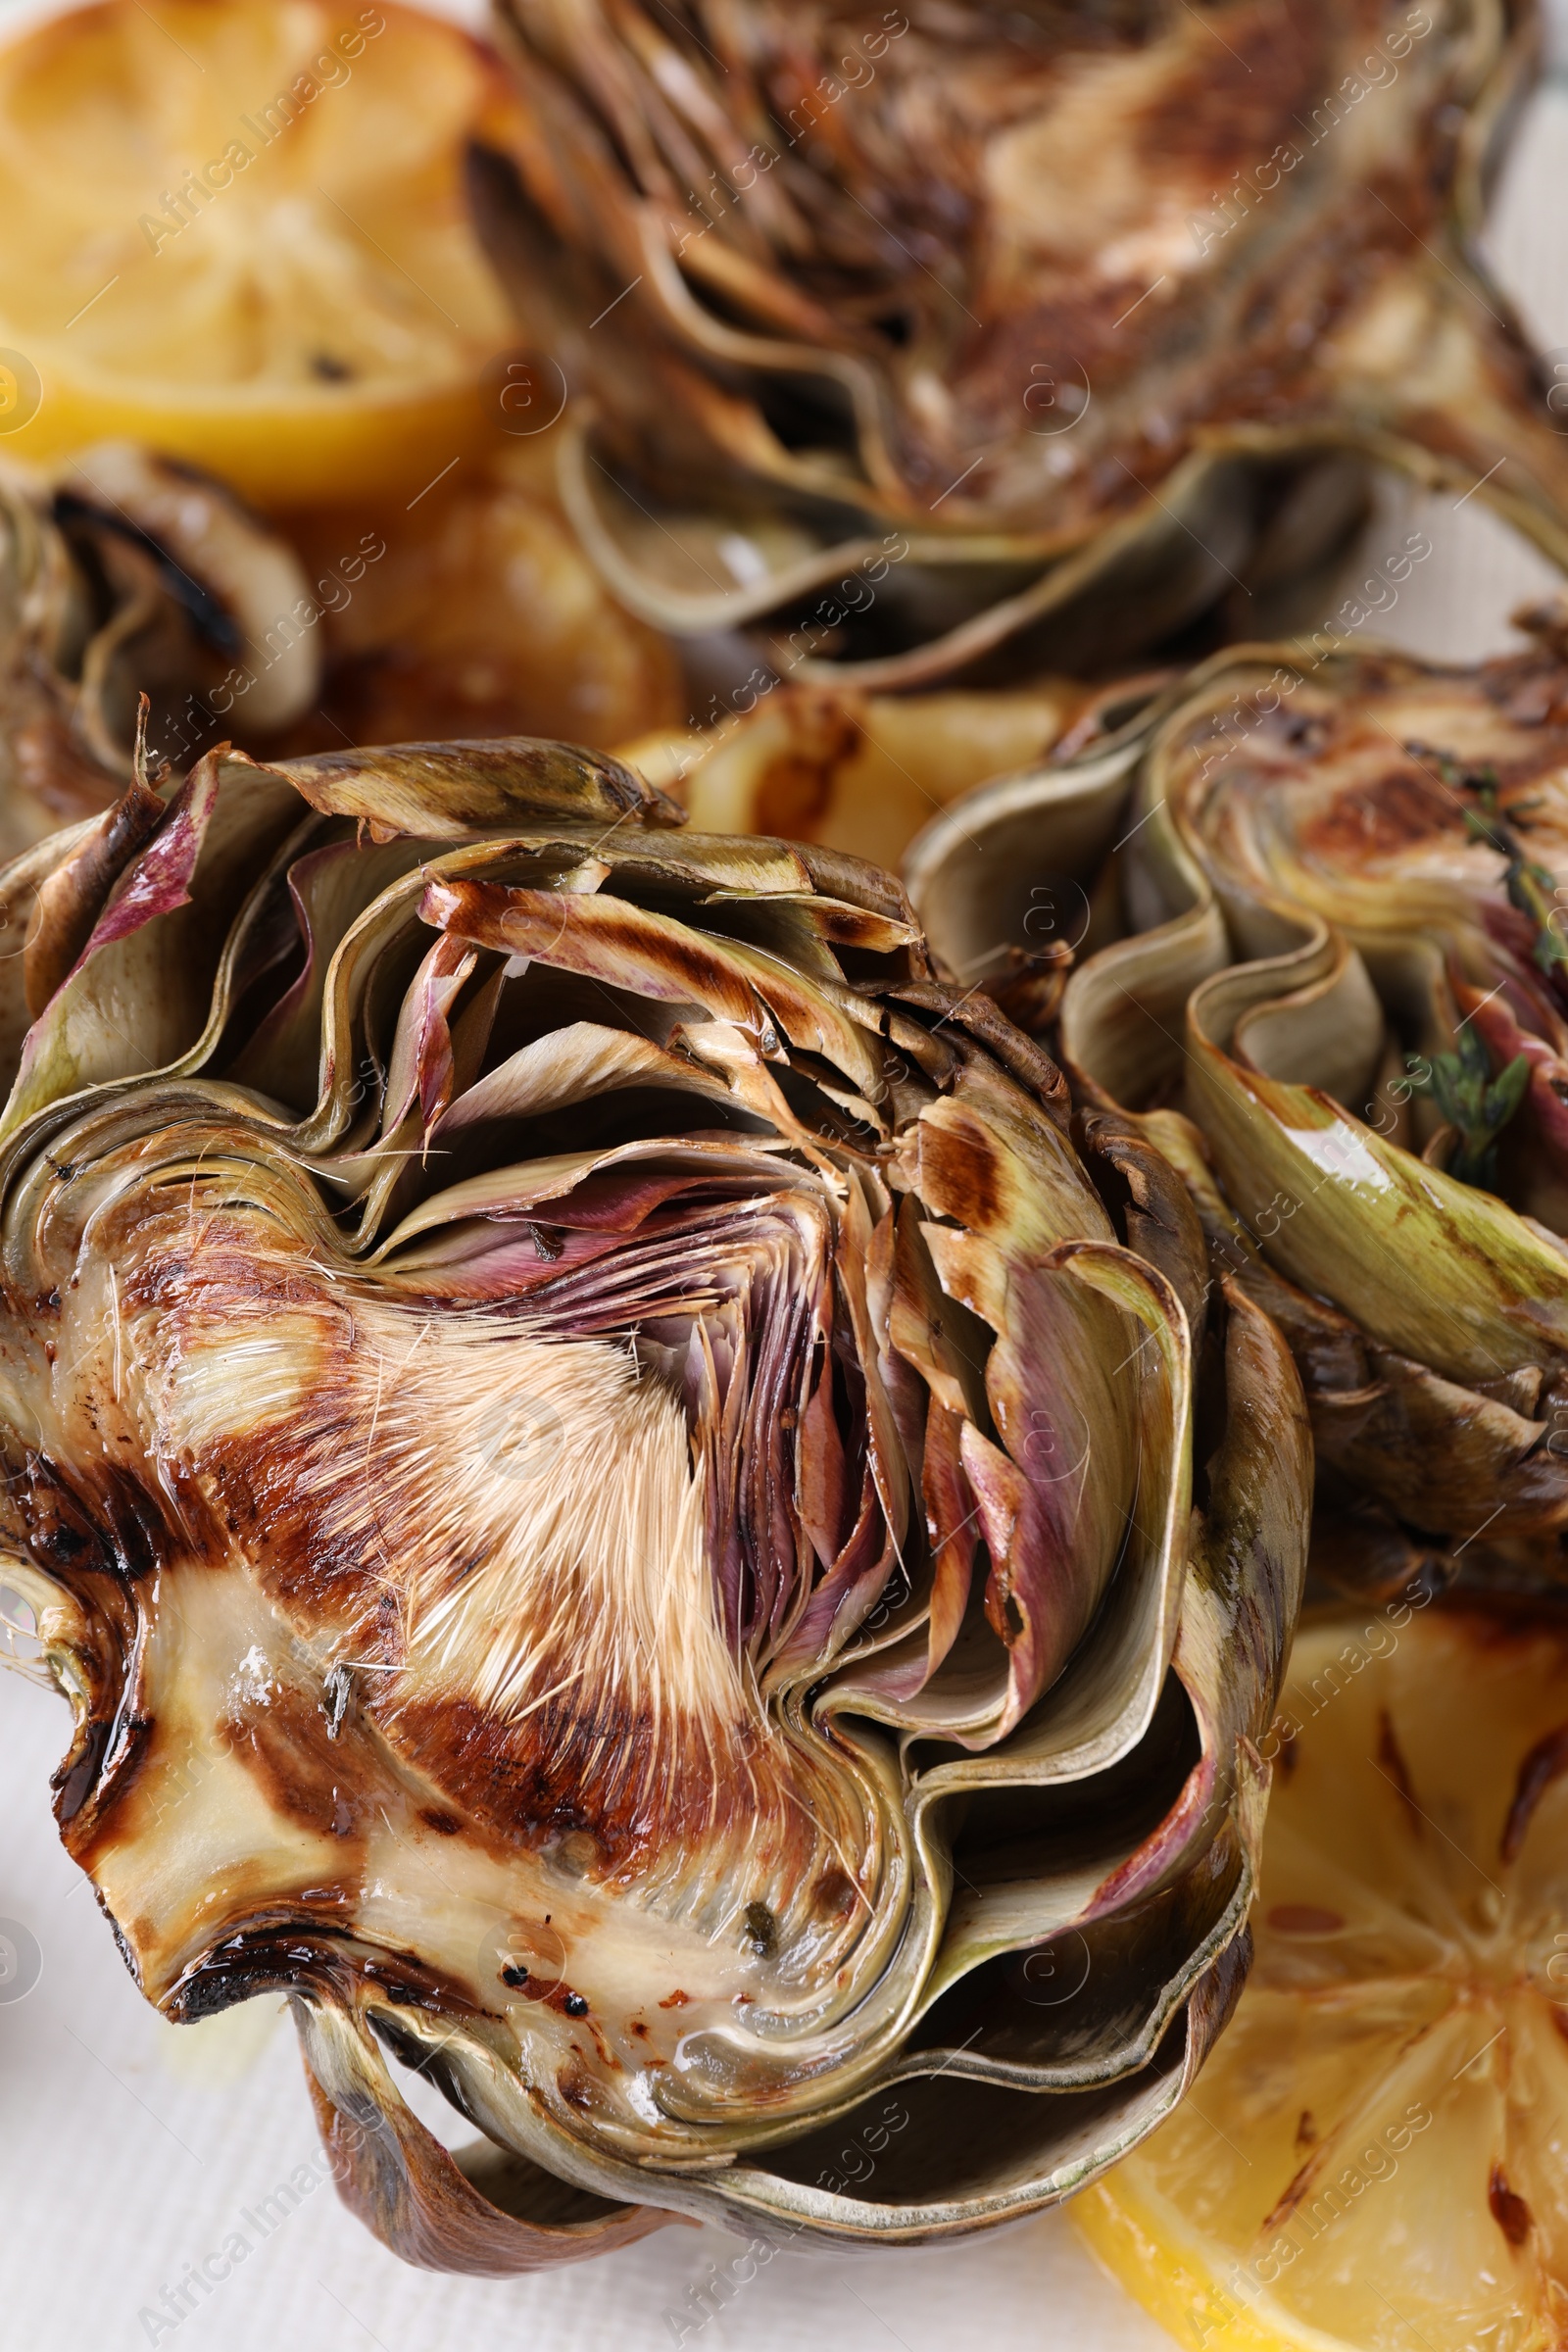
left=0, top=736, right=1305, bottom=2262
left=0, top=444, right=319, bottom=857
left=473, top=0, right=1560, bottom=682
left=275, top=735, right=681, bottom=841
left=295, top=1995, right=668, bottom=2273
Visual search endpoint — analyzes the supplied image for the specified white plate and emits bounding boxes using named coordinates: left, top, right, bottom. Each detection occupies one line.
left=1, top=6, right=1565, bottom=2349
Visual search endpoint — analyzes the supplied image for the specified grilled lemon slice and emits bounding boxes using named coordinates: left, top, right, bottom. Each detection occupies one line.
left=1075, top=1600, right=1568, bottom=2352
left=0, top=0, right=516, bottom=504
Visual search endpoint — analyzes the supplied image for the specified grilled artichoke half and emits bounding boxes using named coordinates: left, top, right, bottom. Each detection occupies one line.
left=0, top=737, right=1306, bottom=2266
left=906, top=616, right=1568, bottom=1587
left=471, top=0, right=1554, bottom=684
left=0, top=443, right=321, bottom=858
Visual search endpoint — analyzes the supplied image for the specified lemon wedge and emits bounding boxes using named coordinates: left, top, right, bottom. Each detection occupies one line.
left=1075, top=1599, right=1568, bottom=2352
left=0, top=0, right=518, bottom=505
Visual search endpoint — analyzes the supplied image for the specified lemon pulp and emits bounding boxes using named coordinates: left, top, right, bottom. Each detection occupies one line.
left=0, top=0, right=519, bottom=503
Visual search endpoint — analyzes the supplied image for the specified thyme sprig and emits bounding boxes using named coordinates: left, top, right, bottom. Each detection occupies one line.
left=1408, top=1026, right=1531, bottom=1191
left=1406, top=739, right=1568, bottom=975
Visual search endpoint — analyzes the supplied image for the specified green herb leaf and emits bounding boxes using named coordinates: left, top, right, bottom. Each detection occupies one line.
left=1483, top=1054, right=1532, bottom=1131
left=1412, top=1036, right=1532, bottom=1196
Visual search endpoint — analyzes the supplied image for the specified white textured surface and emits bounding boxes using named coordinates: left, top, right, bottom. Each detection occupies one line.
left=0, top=7, right=1566, bottom=2352
left=1359, top=66, right=1568, bottom=661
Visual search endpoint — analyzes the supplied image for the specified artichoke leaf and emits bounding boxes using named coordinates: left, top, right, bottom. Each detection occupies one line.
left=0, top=822, right=97, bottom=1082
left=819, top=1279, right=1305, bottom=2128
left=271, top=737, right=679, bottom=841
left=911, top=1280, right=1303, bottom=1991
left=833, top=1241, right=1191, bottom=1748
left=23, top=762, right=167, bottom=1018
left=233, top=833, right=432, bottom=1114
left=421, top=872, right=890, bottom=1104
left=1309, top=1345, right=1568, bottom=1536
left=1, top=752, right=305, bottom=1137
left=431, top=1021, right=742, bottom=1135
left=690, top=1935, right=1251, bottom=2247
left=1185, top=975, right=1568, bottom=1385
left=294, top=1996, right=671, bottom=2274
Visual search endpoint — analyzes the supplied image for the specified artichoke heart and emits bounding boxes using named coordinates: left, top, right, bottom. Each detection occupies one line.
left=0, top=732, right=1306, bottom=2266
left=907, top=610, right=1568, bottom=1585
left=472, top=0, right=1560, bottom=683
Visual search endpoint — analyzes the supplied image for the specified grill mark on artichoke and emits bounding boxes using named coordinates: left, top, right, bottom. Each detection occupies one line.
left=167, top=1917, right=482, bottom=2029
left=1130, top=6, right=1318, bottom=179
left=1293, top=754, right=1472, bottom=864
left=217, top=1677, right=372, bottom=1846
